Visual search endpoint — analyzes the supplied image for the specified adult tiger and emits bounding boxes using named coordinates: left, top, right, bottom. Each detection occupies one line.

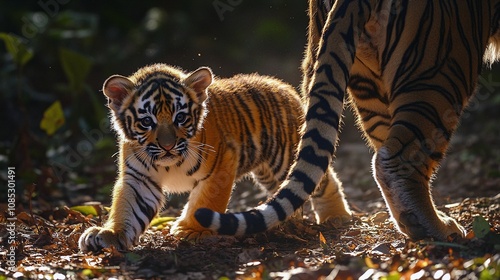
left=195, top=0, right=500, bottom=241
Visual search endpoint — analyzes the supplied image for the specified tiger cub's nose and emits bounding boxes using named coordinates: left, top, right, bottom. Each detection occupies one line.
left=157, top=124, right=176, bottom=151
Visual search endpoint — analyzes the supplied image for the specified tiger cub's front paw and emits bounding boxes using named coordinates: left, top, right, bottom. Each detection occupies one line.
left=170, top=218, right=215, bottom=241
left=79, top=226, right=130, bottom=252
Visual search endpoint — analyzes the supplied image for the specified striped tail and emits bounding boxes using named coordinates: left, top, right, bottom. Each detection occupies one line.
left=195, top=0, right=375, bottom=236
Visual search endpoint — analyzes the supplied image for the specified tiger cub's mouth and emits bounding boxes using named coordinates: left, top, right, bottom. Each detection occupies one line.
left=154, top=150, right=179, bottom=165
left=153, top=145, right=190, bottom=167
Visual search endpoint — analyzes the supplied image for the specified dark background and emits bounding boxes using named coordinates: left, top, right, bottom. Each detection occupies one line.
left=1, top=1, right=499, bottom=212
left=0, top=1, right=308, bottom=208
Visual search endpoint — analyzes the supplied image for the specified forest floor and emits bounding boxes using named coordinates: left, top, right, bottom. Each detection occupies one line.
left=1, top=99, right=500, bottom=279
left=1, top=195, right=499, bottom=279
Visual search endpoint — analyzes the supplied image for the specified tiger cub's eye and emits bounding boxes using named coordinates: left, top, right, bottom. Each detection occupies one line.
left=175, top=112, right=187, bottom=124
left=140, top=117, right=154, bottom=127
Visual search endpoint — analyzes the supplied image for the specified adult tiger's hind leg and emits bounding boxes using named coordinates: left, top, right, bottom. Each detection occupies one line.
left=372, top=96, right=465, bottom=240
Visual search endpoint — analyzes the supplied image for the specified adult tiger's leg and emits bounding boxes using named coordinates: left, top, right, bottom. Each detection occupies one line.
left=372, top=94, right=465, bottom=240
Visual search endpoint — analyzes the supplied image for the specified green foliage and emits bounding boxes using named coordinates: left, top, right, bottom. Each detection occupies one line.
left=473, top=216, right=491, bottom=239
left=0, top=33, right=33, bottom=67
left=59, top=48, right=93, bottom=94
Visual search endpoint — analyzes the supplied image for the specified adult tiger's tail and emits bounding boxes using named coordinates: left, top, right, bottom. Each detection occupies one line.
left=194, top=0, right=376, bottom=236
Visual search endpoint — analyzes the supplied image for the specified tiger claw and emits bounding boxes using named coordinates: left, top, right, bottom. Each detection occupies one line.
left=79, top=227, right=129, bottom=252
left=397, top=210, right=465, bottom=241
left=170, top=219, right=215, bottom=241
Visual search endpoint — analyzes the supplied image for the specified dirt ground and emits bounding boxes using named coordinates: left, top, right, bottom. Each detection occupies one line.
left=0, top=194, right=498, bottom=279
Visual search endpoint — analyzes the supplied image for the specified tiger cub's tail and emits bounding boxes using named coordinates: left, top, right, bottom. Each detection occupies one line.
left=194, top=0, right=375, bottom=236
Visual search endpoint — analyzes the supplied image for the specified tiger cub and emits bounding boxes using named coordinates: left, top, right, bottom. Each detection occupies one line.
left=78, top=64, right=351, bottom=252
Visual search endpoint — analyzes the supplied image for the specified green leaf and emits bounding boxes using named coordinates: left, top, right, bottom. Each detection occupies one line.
left=0, top=33, right=33, bottom=67
left=71, top=205, right=98, bottom=216
left=472, top=216, right=491, bottom=239
left=59, top=48, right=92, bottom=93
left=40, top=101, right=65, bottom=135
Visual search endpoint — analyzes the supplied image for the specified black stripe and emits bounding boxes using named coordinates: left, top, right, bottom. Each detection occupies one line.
left=126, top=179, right=157, bottom=220
left=315, top=65, right=343, bottom=97
left=394, top=102, right=451, bottom=140
left=268, top=199, right=287, bottom=221
left=162, top=79, right=184, bottom=98
left=127, top=200, right=146, bottom=232
left=365, top=120, right=390, bottom=135
left=199, top=142, right=224, bottom=182
left=187, top=152, right=203, bottom=176
left=302, top=129, right=335, bottom=154
left=243, top=210, right=267, bottom=234
left=249, top=89, right=272, bottom=163
left=125, top=163, right=163, bottom=198
left=125, top=172, right=156, bottom=202
left=297, top=146, right=330, bottom=175
left=307, top=91, right=342, bottom=128
left=276, top=187, right=305, bottom=211
left=194, top=208, right=214, bottom=228
left=140, top=81, right=159, bottom=101
left=218, top=212, right=239, bottom=235
left=349, top=75, right=383, bottom=101
left=290, top=169, right=317, bottom=195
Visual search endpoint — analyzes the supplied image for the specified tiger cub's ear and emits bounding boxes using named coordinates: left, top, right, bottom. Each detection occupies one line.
left=184, top=67, right=213, bottom=103
left=102, top=75, right=135, bottom=112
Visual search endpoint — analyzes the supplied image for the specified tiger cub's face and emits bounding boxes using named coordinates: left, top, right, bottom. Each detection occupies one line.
left=102, top=64, right=213, bottom=167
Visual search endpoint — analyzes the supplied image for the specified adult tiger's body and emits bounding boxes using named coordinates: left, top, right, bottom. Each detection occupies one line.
left=195, top=0, right=500, bottom=240
left=79, top=64, right=351, bottom=252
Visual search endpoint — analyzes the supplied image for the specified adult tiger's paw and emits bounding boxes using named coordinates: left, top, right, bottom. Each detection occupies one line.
left=398, top=210, right=465, bottom=241
left=79, top=227, right=130, bottom=252
left=170, top=218, right=215, bottom=241
left=436, top=210, right=466, bottom=239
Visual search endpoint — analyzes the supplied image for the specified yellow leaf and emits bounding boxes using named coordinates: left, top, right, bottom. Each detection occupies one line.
left=319, top=231, right=326, bottom=245
left=71, top=205, right=98, bottom=216
left=40, top=101, right=65, bottom=135
left=365, top=257, right=379, bottom=269
left=150, top=216, right=176, bottom=227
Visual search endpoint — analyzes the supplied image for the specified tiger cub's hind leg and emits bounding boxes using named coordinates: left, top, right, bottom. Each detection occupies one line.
left=253, top=164, right=351, bottom=225
left=310, top=167, right=352, bottom=225
left=171, top=153, right=237, bottom=240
